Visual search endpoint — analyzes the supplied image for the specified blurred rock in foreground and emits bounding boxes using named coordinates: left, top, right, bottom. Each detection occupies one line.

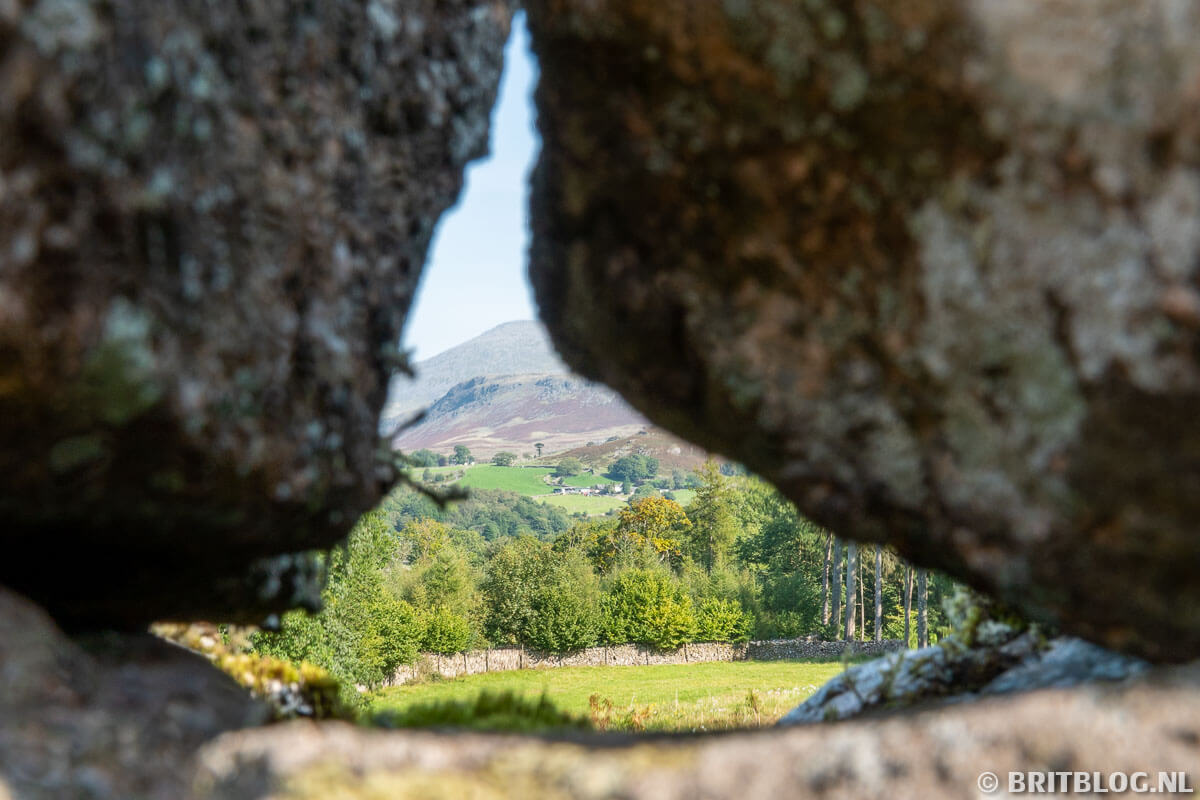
left=0, top=0, right=512, bottom=628
left=526, top=0, right=1200, bottom=661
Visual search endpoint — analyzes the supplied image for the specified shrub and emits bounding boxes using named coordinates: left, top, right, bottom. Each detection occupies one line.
left=554, top=457, right=584, bottom=477
left=421, top=606, right=472, bottom=655
left=525, top=554, right=601, bottom=653
left=601, top=568, right=696, bottom=650
left=695, top=597, right=752, bottom=643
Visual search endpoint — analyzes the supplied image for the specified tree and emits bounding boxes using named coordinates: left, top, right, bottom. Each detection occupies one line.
left=830, top=538, right=843, bottom=635
left=452, top=445, right=472, bottom=465
left=421, top=606, right=472, bottom=655
left=685, top=460, right=738, bottom=573
left=480, top=537, right=553, bottom=646
left=525, top=552, right=601, bottom=653
left=607, top=454, right=658, bottom=483
left=695, top=597, right=752, bottom=643
left=903, top=565, right=913, bottom=647
left=252, top=510, right=421, bottom=689
left=821, top=533, right=832, bottom=625
left=600, top=569, right=697, bottom=650
left=554, top=457, right=583, bottom=477
left=874, top=545, right=883, bottom=643
left=534, top=442, right=545, bottom=458
left=844, top=540, right=858, bottom=641
left=917, top=567, right=929, bottom=648
left=491, top=451, right=517, bottom=466
left=409, top=448, right=439, bottom=467
left=617, top=495, right=691, bottom=565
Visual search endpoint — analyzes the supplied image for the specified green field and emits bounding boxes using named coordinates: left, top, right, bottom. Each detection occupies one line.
left=371, top=660, right=845, bottom=733
left=561, top=472, right=618, bottom=488
left=458, top=466, right=555, bottom=494
left=670, top=488, right=696, bottom=506
left=538, top=494, right=627, bottom=515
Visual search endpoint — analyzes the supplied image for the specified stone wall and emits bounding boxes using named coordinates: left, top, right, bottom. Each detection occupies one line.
left=387, top=638, right=904, bottom=686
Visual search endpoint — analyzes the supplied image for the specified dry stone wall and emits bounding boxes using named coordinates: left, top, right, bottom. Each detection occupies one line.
left=387, top=638, right=904, bottom=686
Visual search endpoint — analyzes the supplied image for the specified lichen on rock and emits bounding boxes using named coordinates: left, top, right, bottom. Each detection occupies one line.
left=0, top=0, right=514, bottom=627
left=524, top=0, right=1200, bottom=661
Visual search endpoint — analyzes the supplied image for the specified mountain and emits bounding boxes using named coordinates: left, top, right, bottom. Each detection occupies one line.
left=385, top=320, right=657, bottom=457
left=383, top=321, right=569, bottom=424
left=391, top=373, right=649, bottom=457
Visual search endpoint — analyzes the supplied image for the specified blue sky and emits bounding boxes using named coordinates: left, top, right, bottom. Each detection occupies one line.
left=401, top=14, right=540, bottom=361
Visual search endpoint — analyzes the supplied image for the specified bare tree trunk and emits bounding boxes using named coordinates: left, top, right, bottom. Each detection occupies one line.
left=830, top=538, right=842, bottom=637
left=821, top=532, right=832, bottom=625
left=917, top=567, right=929, bottom=648
left=858, top=553, right=865, bottom=641
left=903, top=565, right=913, bottom=648
left=844, top=540, right=858, bottom=641
left=874, top=544, right=883, bottom=643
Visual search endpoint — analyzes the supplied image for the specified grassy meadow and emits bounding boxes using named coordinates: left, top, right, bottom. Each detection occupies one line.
left=538, top=494, right=627, bottom=514
left=457, top=465, right=556, bottom=494
left=371, top=660, right=847, bottom=733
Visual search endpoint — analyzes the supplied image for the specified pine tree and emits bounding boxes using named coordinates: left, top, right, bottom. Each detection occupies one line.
left=686, top=460, right=739, bottom=573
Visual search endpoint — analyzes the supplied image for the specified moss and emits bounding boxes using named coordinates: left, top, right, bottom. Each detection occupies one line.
left=152, top=623, right=352, bottom=720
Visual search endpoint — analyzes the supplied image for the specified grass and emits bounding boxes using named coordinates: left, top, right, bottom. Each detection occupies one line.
left=670, top=489, right=696, bottom=506
left=538, top=494, right=627, bottom=515
left=458, top=466, right=555, bottom=495
left=370, top=660, right=847, bottom=733
left=560, top=472, right=618, bottom=488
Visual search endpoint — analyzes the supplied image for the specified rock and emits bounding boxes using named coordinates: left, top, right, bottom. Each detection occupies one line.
left=192, top=667, right=1200, bottom=799
left=779, top=633, right=1152, bottom=726
left=0, top=0, right=512, bottom=627
left=524, top=0, right=1200, bottom=661
left=0, top=587, right=266, bottom=800
left=980, top=636, right=1150, bottom=695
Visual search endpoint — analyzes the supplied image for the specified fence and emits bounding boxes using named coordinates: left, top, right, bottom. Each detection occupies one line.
left=386, top=636, right=904, bottom=686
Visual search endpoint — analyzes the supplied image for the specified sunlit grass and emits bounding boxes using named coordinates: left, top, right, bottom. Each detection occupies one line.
left=370, top=660, right=847, bottom=733
left=457, top=465, right=556, bottom=494
left=538, top=494, right=626, bottom=515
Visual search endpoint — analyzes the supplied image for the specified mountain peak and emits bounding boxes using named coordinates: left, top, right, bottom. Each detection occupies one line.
left=383, top=320, right=569, bottom=423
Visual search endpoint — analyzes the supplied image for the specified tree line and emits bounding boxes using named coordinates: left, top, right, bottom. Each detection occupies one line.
left=252, top=461, right=955, bottom=690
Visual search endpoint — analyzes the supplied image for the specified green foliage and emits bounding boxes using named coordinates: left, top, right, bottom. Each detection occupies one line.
left=376, top=690, right=590, bottom=733
left=452, top=444, right=473, bottom=465
left=607, top=454, right=659, bottom=483
left=616, top=495, right=690, bottom=566
left=408, top=448, right=440, bottom=467
left=554, top=456, right=584, bottom=477
left=252, top=511, right=421, bottom=690
left=695, top=597, right=752, bottom=643
left=382, top=485, right=571, bottom=541
left=491, top=451, right=517, bottom=466
left=421, top=606, right=473, bottom=655
left=685, top=460, right=739, bottom=572
left=525, top=552, right=601, bottom=653
left=480, top=536, right=554, bottom=646
left=601, top=568, right=697, bottom=650
left=630, top=483, right=660, bottom=501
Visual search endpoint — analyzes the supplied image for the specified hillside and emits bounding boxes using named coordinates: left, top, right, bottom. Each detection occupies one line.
left=555, top=428, right=712, bottom=474
left=384, top=321, right=568, bottom=423
left=392, top=373, right=648, bottom=457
